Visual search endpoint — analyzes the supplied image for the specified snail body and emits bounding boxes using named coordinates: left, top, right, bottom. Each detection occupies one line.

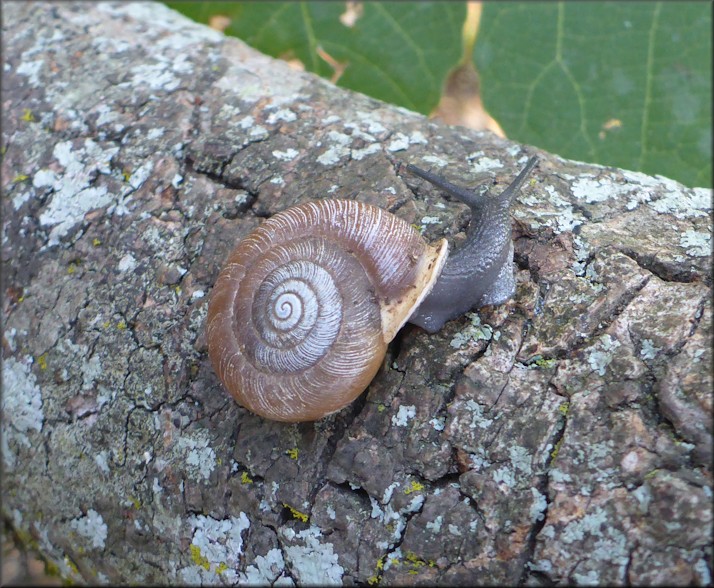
left=406, top=156, right=538, bottom=332
left=207, top=157, right=537, bottom=421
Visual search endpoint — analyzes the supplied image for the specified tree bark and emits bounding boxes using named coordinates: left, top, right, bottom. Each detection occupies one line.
left=2, top=2, right=711, bottom=585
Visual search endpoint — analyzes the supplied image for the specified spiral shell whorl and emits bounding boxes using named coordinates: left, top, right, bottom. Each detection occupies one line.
left=251, top=258, right=341, bottom=371
left=207, top=199, right=447, bottom=422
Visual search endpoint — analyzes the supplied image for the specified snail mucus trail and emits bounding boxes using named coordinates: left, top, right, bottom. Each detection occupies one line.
left=207, top=157, right=538, bottom=421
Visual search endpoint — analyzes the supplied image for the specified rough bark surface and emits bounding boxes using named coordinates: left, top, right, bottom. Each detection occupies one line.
left=2, top=2, right=712, bottom=586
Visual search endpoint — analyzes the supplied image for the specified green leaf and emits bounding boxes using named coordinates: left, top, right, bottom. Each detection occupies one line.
left=168, top=1, right=464, bottom=113
left=476, top=2, right=712, bottom=188
left=166, top=1, right=711, bottom=188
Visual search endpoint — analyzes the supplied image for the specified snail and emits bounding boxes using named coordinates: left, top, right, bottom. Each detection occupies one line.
left=207, top=157, right=538, bottom=422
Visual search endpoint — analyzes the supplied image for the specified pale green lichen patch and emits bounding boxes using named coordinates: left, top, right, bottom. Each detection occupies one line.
left=385, top=132, right=412, bottom=153
left=317, top=130, right=352, bottom=165
left=16, top=59, right=44, bottom=86
left=117, top=253, right=138, bottom=272
left=126, top=49, right=193, bottom=92
left=571, top=233, right=591, bottom=275
left=347, top=114, right=382, bottom=135
left=492, top=466, right=517, bottom=488
left=571, top=175, right=632, bottom=203
left=266, top=108, right=297, bottom=124
left=94, top=103, right=123, bottom=129
left=273, top=148, right=300, bottom=162
left=639, top=339, right=661, bottom=360
left=281, top=525, right=344, bottom=585
left=420, top=215, right=442, bottom=226
left=679, top=229, right=710, bottom=257
left=621, top=170, right=711, bottom=220
left=1, top=356, right=44, bottom=469
left=239, top=548, right=288, bottom=585
left=34, top=139, right=119, bottom=246
left=524, top=184, right=583, bottom=234
left=60, top=339, right=103, bottom=390
left=529, top=487, right=548, bottom=522
left=179, top=513, right=250, bottom=584
left=391, top=405, right=416, bottom=427
left=11, top=187, right=32, bottom=210
left=69, top=509, right=108, bottom=550
left=175, top=430, right=217, bottom=481
left=468, top=447, right=491, bottom=471
left=126, top=160, right=154, bottom=191
left=509, top=445, right=534, bottom=475
left=470, top=155, right=503, bottom=173
left=429, top=416, right=445, bottom=431
left=587, top=334, right=622, bottom=376
left=468, top=397, right=500, bottom=430
left=450, top=312, right=493, bottom=348
left=425, top=515, right=442, bottom=533
left=369, top=482, right=426, bottom=550
left=316, top=124, right=387, bottom=165
left=693, top=558, right=712, bottom=585
left=561, top=507, right=630, bottom=581
left=94, top=451, right=110, bottom=474
left=561, top=508, right=606, bottom=543
left=97, top=1, right=223, bottom=49
left=352, top=142, right=381, bottom=161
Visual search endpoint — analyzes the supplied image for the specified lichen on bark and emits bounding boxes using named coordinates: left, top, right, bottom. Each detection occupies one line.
left=2, top=2, right=711, bottom=586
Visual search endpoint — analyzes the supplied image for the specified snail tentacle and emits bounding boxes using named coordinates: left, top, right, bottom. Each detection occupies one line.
left=405, top=163, right=488, bottom=210
left=407, top=157, right=538, bottom=333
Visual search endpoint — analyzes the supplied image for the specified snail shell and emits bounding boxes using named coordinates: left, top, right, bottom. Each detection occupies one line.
left=207, top=199, right=448, bottom=422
